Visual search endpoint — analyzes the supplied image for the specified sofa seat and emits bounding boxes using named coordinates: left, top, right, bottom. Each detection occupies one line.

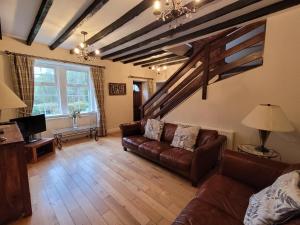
left=196, top=174, right=255, bottom=221
left=122, top=135, right=151, bottom=150
left=160, top=148, right=194, bottom=171
left=173, top=198, right=242, bottom=225
left=139, top=141, right=172, bottom=160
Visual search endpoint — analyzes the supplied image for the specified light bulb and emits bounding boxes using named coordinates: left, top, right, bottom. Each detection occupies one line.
left=79, top=42, right=85, bottom=49
left=153, top=0, right=161, bottom=16
left=94, top=49, right=100, bottom=55
left=163, top=65, right=167, bottom=70
left=151, top=66, right=155, bottom=70
left=157, top=67, right=161, bottom=72
left=74, top=48, right=80, bottom=54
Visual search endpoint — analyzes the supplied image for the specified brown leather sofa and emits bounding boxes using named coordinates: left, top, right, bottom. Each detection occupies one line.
left=119, top=120, right=226, bottom=186
left=172, top=150, right=300, bottom=225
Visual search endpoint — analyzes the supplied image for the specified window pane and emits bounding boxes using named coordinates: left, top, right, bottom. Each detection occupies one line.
left=34, top=66, right=55, bottom=83
left=66, top=70, right=91, bottom=113
left=33, top=66, right=61, bottom=116
left=66, top=70, right=88, bottom=85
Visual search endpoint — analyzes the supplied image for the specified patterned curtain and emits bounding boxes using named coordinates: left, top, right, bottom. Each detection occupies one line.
left=90, top=66, right=107, bottom=136
left=8, top=54, right=34, bottom=117
left=147, top=79, right=154, bottom=96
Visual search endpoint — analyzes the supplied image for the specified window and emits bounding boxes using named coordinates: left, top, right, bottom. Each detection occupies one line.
left=33, top=60, right=96, bottom=117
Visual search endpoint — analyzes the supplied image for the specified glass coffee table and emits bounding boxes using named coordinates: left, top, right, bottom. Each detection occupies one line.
left=52, top=125, right=99, bottom=150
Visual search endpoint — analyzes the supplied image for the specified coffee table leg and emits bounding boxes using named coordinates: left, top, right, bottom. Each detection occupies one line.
left=94, top=128, right=99, bottom=141
left=56, top=134, right=62, bottom=150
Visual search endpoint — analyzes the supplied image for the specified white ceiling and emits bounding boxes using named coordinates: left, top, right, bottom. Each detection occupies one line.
left=0, top=0, right=293, bottom=61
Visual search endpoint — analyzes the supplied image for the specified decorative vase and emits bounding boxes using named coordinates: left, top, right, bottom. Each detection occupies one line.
left=72, top=117, right=78, bottom=128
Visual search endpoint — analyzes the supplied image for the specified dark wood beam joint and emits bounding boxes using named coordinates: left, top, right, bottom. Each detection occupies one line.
left=86, top=0, right=153, bottom=46
left=49, top=0, right=109, bottom=50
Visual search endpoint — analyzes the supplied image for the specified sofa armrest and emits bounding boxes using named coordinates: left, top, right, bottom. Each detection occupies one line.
left=220, top=150, right=288, bottom=190
left=190, top=135, right=227, bottom=186
left=119, top=122, right=142, bottom=137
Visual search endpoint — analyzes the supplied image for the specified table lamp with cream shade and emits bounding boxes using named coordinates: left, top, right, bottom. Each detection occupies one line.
left=242, top=104, right=294, bottom=153
left=0, top=81, right=27, bottom=142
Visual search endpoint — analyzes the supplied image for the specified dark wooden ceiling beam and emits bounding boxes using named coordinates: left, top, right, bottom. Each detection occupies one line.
left=49, top=0, right=109, bottom=50
left=107, top=0, right=300, bottom=62
left=134, top=53, right=177, bottom=66
left=155, top=59, right=188, bottom=67
left=123, top=50, right=166, bottom=64
left=85, top=0, right=153, bottom=46
left=141, top=56, right=188, bottom=67
left=0, top=18, right=2, bottom=40
left=99, top=0, right=215, bottom=53
left=101, top=0, right=261, bottom=60
left=26, top=0, right=53, bottom=45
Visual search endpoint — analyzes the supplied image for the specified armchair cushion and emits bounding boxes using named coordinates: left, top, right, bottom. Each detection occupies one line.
left=196, top=174, right=255, bottom=221
left=172, top=198, right=242, bottom=225
left=160, top=148, right=194, bottom=171
left=139, top=141, right=172, bottom=160
left=122, top=135, right=151, bottom=150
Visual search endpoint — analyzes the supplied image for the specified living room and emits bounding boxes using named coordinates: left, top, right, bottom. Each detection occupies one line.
left=0, top=0, right=300, bottom=225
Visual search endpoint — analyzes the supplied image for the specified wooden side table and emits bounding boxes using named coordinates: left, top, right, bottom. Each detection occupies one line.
left=237, top=144, right=281, bottom=160
left=24, top=138, right=55, bottom=163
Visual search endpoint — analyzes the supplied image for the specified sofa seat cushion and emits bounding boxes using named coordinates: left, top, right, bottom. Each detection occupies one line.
left=160, top=148, right=194, bottom=171
left=196, top=174, right=255, bottom=221
left=172, top=198, right=242, bottom=225
left=139, top=141, right=172, bottom=160
left=122, top=135, right=151, bottom=150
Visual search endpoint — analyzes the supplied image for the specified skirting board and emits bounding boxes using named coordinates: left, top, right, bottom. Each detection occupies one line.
left=107, top=127, right=120, bottom=134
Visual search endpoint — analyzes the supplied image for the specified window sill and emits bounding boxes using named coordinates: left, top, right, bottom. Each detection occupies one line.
left=46, top=112, right=97, bottom=120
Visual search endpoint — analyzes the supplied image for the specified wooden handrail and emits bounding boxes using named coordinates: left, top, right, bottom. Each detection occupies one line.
left=141, top=20, right=266, bottom=119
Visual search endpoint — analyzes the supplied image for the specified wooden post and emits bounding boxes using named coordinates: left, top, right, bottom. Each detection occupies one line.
left=202, top=45, right=210, bottom=100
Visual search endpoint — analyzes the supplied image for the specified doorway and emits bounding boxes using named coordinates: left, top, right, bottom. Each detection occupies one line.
left=133, top=81, right=142, bottom=121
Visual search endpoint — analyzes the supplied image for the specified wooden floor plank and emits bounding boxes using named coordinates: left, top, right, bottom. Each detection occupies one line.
left=12, top=133, right=196, bottom=225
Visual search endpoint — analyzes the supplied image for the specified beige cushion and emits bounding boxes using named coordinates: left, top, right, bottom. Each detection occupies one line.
left=144, top=119, right=164, bottom=141
left=244, top=170, right=300, bottom=225
left=171, top=125, right=200, bottom=151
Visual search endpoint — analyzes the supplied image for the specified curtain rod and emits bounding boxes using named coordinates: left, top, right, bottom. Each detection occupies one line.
left=1, top=51, right=106, bottom=69
left=128, top=75, right=153, bottom=80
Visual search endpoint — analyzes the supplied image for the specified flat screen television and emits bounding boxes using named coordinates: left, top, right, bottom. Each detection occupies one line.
left=10, top=114, right=46, bottom=143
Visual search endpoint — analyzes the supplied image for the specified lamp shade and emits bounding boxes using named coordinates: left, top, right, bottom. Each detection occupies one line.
left=242, top=104, right=294, bottom=132
left=0, top=81, right=26, bottom=110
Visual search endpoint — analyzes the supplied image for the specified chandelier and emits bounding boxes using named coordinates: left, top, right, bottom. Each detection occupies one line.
left=151, top=65, right=168, bottom=74
left=153, top=0, right=201, bottom=28
left=73, top=31, right=100, bottom=61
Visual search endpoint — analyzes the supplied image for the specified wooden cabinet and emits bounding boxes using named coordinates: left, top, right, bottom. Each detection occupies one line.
left=0, top=124, right=32, bottom=224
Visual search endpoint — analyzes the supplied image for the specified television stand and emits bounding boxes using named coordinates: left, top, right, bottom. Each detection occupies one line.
left=24, top=138, right=55, bottom=163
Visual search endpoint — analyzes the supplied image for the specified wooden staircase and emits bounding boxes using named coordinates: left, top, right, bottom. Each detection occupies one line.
left=141, top=20, right=266, bottom=119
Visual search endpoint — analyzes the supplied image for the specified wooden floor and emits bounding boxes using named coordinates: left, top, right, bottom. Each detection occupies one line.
left=12, top=133, right=197, bottom=225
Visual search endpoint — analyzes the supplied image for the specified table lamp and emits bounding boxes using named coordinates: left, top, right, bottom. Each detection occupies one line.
left=242, top=104, right=294, bottom=152
left=0, top=81, right=27, bottom=142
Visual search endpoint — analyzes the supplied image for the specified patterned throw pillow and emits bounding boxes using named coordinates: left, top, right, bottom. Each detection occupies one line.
left=144, top=119, right=164, bottom=141
left=244, top=171, right=300, bottom=225
left=171, top=125, right=200, bottom=151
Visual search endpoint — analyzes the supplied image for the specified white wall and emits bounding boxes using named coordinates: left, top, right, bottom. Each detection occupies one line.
left=157, top=6, right=300, bottom=163
left=0, top=36, right=155, bottom=134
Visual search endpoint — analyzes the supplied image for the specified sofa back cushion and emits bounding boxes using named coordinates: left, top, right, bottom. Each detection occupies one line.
left=195, top=129, right=218, bottom=148
left=161, top=123, right=178, bottom=143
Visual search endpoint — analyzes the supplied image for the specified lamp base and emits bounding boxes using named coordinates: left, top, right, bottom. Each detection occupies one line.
left=255, top=145, right=270, bottom=153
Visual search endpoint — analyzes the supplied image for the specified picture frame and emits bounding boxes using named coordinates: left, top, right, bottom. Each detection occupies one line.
left=108, top=83, right=126, bottom=95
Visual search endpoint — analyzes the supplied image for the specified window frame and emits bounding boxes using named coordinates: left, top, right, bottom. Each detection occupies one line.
left=33, top=60, right=97, bottom=118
